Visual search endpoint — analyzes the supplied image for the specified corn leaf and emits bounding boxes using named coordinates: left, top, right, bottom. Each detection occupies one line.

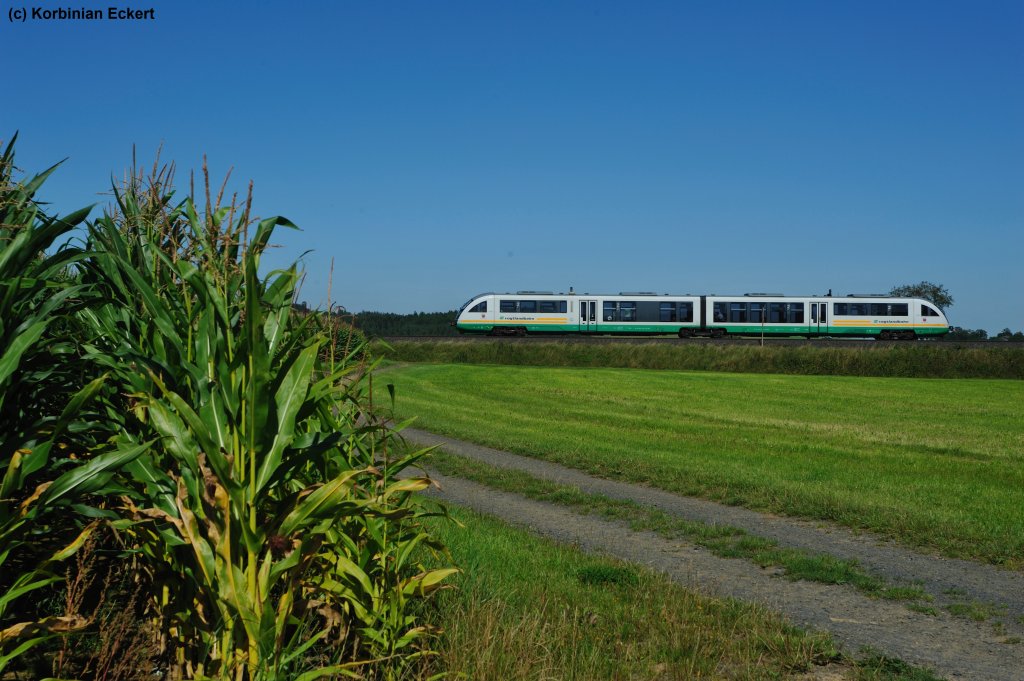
left=38, top=441, right=149, bottom=506
left=256, top=344, right=319, bottom=493
left=0, top=320, right=47, bottom=386
left=278, top=470, right=362, bottom=536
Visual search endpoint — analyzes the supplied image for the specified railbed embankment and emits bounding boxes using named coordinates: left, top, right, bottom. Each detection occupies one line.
left=372, top=338, right=1024, bottom=379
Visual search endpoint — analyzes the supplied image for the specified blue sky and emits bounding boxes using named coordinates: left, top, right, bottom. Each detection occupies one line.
left=5, top=1, right=1022, bottom=332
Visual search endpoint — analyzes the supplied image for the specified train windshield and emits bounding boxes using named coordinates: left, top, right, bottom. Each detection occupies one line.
left=457, top=295, right=485, bottom=315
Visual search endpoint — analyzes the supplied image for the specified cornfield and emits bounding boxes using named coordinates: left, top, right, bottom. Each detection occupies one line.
left=0, top=136, right=453, bottom=680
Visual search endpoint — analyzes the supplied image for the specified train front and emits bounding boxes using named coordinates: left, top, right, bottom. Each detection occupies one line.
left=914, top=299, right=951, bottom=338
left=454, top=293, right=493, bottom=334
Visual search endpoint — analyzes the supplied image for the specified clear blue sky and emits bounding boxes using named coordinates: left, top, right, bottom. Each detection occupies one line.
left=5, top=1, right=1022, bottom=332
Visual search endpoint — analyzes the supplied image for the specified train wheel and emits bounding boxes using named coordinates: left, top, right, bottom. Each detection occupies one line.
left=711, top=328, right=726, bottom=339
left=879, top=331, right=892, bottom=341
left=677, top=328, right=692, bottom=339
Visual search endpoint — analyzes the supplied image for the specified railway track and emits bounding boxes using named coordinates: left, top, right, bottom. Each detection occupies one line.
left=381, top=336, right=1018, bottom=350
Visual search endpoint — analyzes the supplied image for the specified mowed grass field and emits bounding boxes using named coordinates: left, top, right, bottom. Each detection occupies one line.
left=384, top=364, right=1024, bottom=567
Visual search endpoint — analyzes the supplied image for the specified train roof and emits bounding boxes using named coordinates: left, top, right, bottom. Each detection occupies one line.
left=471, top=291, right=922, bottom=299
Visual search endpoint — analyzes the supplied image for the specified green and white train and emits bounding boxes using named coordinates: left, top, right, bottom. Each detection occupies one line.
left=455, top=290, right=950, bottom=339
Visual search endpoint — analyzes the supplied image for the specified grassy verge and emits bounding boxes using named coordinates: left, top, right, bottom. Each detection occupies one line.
left=382, top=364, right=1024, bottom=567
left=373, top=339, right=1024, bottom=379
left=427, top=450, right=932, bottom=605
left=418, top=504, right=942, bottom=680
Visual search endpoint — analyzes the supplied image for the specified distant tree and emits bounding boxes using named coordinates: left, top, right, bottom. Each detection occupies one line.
left=994, top=328, right=1024, bottom=342
left=889, top=281, right=954, bottom=310
left=946, top=327, right=988, bottom=341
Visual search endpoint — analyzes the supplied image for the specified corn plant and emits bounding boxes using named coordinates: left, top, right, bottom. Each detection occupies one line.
left=80, top=163, right=453, bottom=680
left=0, top=136, right=148, bottom=671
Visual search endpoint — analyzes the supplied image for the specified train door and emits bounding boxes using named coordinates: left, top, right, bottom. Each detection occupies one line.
left=809, top=300, right=828, bottom=336
left=579, top=299, right=598, bottom=332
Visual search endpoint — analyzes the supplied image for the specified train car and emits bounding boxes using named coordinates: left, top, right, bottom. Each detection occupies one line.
left=454, top=291, right=702, bottom=336
left=703, top=294, right=949, bottom=339
left=454, top=291, right=949, bottom=339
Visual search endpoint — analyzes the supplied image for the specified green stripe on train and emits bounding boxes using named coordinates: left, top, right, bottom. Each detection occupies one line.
left=459, top=322, right=947, bottom=336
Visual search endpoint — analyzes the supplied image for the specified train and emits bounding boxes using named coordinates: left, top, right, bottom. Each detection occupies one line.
left=454, top=290, right=950, bottom=339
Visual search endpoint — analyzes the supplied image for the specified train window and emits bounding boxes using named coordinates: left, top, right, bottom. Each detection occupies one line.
left=749, top=303, right=766, bottom=323
left=659, top=302, right=677, bottom=322
left=603, top=301, right=617, bottom=322
left=833, top=303, right=848, bottom=315
left=922, top=305, right=939, bottom=317
left=469, top=301, right=487, bottom=313
left=620, top=302, right=637, bottom=322
left=788, top=304, right=805, bottom=323
left=519, top=300, right=537, bottom=313
left=536, top=300, right=568, bottom=313
left=499, top=300, right=516, bottom=313
left=769, top=303, right=785, bottom=322
left=850, top=303, right=869, bottom=315
left=729, top=303, right=747, bottom=323
left=560, top=301, right=567, bottom=313
left=870, top=303, right=889, bottom=316
left=680, top=302, right=693, bottom=322
left=892, top=303, right=908, bottom=316
left=713, top=302, right=727, bottom=322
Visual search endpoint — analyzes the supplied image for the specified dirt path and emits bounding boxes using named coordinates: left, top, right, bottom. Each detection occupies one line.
left=402, top=428, right=1024, bottom=681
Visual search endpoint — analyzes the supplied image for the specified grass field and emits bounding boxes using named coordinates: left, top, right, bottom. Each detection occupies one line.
left=382, top=364, right=1024, bottom=567
left=418, top=505, right=942, bottom=680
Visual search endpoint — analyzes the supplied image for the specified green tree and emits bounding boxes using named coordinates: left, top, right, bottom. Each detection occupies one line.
left=947, top=327, right=988, bottom=341
left=994, top=328, right=1024, bottom=341
left=889, top=281, right=954, bottom=310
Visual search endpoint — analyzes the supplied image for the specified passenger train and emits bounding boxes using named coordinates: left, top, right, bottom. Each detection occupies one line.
left=454, top=290, right=950, bottom=339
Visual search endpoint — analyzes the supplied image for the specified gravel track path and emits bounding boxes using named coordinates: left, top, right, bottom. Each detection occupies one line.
left=403, top=428, right=1024, bottom=681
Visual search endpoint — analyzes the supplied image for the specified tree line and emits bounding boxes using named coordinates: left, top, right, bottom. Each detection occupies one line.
left=351, top=310, right=460, bottom=337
